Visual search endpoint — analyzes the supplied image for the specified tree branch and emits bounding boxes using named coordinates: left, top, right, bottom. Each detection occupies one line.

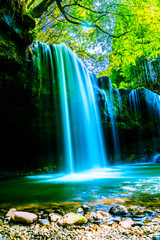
left=31, top=0, right=56, bottom=18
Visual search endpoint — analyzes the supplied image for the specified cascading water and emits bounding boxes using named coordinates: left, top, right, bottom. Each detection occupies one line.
left=129, top=88, right=160, bottom=153
left=95, top=77, right=121, bottom=162
left=33, top=42, right=107, bottom=173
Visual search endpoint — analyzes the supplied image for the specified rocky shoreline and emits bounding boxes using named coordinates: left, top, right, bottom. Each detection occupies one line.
left=1, top=203, right=160, bottom=239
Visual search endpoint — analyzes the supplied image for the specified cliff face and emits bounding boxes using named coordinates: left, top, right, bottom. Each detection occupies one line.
left=0, top=1, right=40, bottom=171
left=0, top=0, right=35, bottom=74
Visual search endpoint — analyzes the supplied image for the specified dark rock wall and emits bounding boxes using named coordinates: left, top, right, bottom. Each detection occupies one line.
left=0, top=1, right=40, bottom=171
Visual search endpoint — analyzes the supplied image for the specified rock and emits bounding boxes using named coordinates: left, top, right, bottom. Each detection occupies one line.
left=152, top=218, right=160, bottom=223
left=113, top=217, right=121, bottom=223
left=145, top=210, right=155, bottom=216
left=6, top=208, right=17, bottom=217
left=39, top=219, right=50, bottom=226
left=109, top=205, right=128, bottom=216
left=57, top=212, right=87, bottom=227
left=49, top=213, right=62, bottom=222
left=152, top=236, right=160, bottom=240
left=11, top=211, right=37, bottom=224
left=92, top=211, right=111, bottom=221
left=97, top=76, right=110, bottom=89
left=81, top=204, right=90, bottom=212
left=77, top=207, right=84, bottom=215
left=132, top=211, right=146, bottom=219
left=133, top=222, right=144, bottom=227
left=120, top=218, right=134, bottom=228
left=53, top=209, right=64, bottom=216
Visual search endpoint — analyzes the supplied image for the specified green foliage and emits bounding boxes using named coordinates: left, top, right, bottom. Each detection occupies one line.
left=23, top=0, right=160, bottom=87
left=106, top=0, right=160, bottom=88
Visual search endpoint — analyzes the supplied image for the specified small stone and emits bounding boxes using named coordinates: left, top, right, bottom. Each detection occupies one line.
left=49, top=213, right=61, bottom=222
left=81, top=204, right=90, bottom=212
left=132, top=222, right=144, bottom=227
left=39, top=219, right=50, bottom=225
left=152, top=236, right=160, bottom=240
left=57, top=212, right=87, bottom=226
left=145, top=210, right=155, bottom=216
left=11, top=211, right=37, bottom=224
left=113, top=217, right=121, bottom=223
left=6, top=208, right=17, bottom=217
left=53, top=209, right=64, bottom=216
left=132, top=211, right=146, bottom=219
left=92, top=211, right=111, bottom=221
left=152, top=218, right=160, bottom=223
left=77, top=207, right=84, bottom=215
left=120, top=218, right=134, bottom=228
left=109, top=205, right=128, bottom=216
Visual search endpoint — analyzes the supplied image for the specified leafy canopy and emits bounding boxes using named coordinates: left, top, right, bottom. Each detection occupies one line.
left=24, top=0, right=160, bottom=85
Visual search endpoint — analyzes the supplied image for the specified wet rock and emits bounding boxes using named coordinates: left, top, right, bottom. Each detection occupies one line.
left=53, top=209, right=64, bottom=216
left=132, top=211, right=146, bottom=219
left=133, top=222, right=144, bottom=227
left=39, top=219, right=50, bottom=226
left=152, top=218, right=160, bottom=223
left=152, top=236, right=160, bottom=240
left=113, top=217, right=121, bottom=223
left=92, top=211, right=111, bottom=221
left=57, top=212, right=87, bottom=227
left=109, top=205, right=128, bottom=216
left=49, top=213, right=61, bottom=222
left=145, top=210, right=155, bottom=216
left=77, top=207, right=84, bottom=215
left=120, top=218, right=134, bottom=228
left=81, top=204, right=90, bottom=213
left=11, top=211, right=37, bottom=224
left=6, top=208, right=17, bottom=217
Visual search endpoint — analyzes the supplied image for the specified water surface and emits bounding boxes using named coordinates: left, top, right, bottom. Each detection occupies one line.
left=0, top=164, right=160, bottom=210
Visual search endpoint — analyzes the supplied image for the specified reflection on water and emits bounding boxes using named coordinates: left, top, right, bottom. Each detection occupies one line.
left=0, top=164, right=160, bottom=208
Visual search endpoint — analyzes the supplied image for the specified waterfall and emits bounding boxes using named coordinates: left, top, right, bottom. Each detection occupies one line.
left=33, top=42, right=107, bottom=173
left=95, top=77, right=121, bottom=162
left=129, top=88, right=160, bottom=153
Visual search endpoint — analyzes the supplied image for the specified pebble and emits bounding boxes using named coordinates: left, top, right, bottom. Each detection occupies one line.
left=39, top=219, right=50, bottom=225
left=81, top=204, right=90, bottom=212
left=0, top=204, right=160, bottom=239
left=133, top=222, right=144, bottom=227
left=49, top=213, right=61, bottom=222
left=152, top=236, right=160, bottom=240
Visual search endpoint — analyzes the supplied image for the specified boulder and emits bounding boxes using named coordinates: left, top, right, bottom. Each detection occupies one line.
left=49, top=213, right=62, bottom=222
left=109, top=205, right=128, bottom=216
left=57, top=212, right=87, bottom=227
left=11, top=211, right=37, bottom=224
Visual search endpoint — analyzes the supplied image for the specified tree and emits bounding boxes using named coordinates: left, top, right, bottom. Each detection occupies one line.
left=101, top=0, right=160, bottom=88
left=24, top=0, right=132, bottom=74
left=24, top=0, right=160, bottom=82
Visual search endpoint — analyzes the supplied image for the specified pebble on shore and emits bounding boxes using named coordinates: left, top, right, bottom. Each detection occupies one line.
left=1, top=204, right=160, bottom=239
